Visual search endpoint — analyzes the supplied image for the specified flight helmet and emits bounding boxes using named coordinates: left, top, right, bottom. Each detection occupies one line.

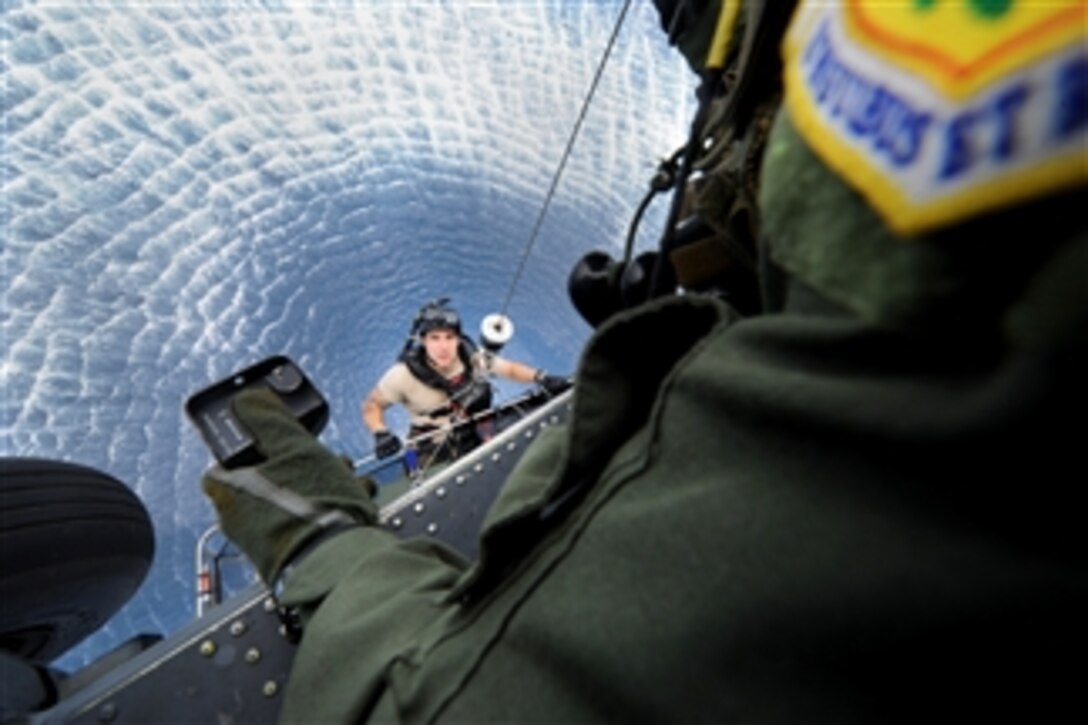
left=415, top=298, right=462, bottom=336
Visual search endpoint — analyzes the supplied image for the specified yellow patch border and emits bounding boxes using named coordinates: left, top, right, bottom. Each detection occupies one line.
left=782, top=7, right=1088, bottom=236
left=842, top=0, right=1087, bottom=100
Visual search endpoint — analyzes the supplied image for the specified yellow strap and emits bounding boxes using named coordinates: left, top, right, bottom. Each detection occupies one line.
left=706, top=0, right=743, bottom=70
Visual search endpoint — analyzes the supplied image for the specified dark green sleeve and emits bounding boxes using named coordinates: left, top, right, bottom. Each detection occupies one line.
left=273, top=422, right=574, bottom=723
left=274, top=528, right=467, bottom=722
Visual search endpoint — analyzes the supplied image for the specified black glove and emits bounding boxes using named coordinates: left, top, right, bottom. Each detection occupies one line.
left=374, top=430, right=402, bottom=459
left=201, top=389, right=376, bottom=585
left=534, top=371, right=571, bottom=396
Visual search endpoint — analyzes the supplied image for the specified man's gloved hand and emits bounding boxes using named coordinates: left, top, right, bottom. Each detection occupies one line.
left=201, top=389, right=377, bottom=586
left=373, top=430, right=402, bottom=459
left=534, top=371, right=572, bottom=397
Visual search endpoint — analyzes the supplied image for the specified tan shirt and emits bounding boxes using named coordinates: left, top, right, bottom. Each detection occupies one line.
left=376, top=352, right=499, bottom=430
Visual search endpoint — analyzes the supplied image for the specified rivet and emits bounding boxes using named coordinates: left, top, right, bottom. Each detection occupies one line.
left=524, top=430, right=534, bottom=438
left=550, top=415, right=559, bottom=424
left=436, top=486, right=446, bottom=499
left=97, top=702, right=118, bottom=722
left=199, top=640, right=217, bottom=657
left=245, top=647, right=261, bottom=664
left=507, top=442, right=516, bottom=451
left=263, top=681, right=279, bottom=697
left=491, top=452, right=501, bottom=462
left=263, top=597, right=277, bottom=612
left=413, top=501, right=425, bottom=515
left=474, top=463, right=484, bottom=473
left=455, top=475, right=466, bottom=486
left=230, top=620, right=247, bottom=637
left=278, top=624, right=288, bottom=637
left=391, top=517, right=403, bottom=529
left=426, top=523, right=438, bottom=534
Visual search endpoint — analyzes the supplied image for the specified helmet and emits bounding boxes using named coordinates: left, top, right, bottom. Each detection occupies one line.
left=416, top=302, right=461, bottom=336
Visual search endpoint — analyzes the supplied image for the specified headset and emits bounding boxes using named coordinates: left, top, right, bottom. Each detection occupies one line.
left=567, top=0, right=796, bottom=328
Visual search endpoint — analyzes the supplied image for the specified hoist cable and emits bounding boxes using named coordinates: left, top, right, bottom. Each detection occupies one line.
left=498, top=0, right=633, bottom=319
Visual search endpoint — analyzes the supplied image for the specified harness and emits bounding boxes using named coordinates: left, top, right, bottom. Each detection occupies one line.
left=401, top=336, right=493, bottom=421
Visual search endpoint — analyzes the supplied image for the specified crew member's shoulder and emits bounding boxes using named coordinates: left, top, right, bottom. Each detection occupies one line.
left=377, top=361, right=415, bottom=391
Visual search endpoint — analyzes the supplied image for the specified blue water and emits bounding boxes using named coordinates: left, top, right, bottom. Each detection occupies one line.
left=1, top=0, right=696, bottom=670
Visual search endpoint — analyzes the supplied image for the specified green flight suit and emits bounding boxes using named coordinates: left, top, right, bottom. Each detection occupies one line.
left=274, top=107, right=1088, bottom=722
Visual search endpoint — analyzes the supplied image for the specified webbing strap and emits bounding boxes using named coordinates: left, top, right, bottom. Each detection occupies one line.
left=209, top=466, right=355, bottom=528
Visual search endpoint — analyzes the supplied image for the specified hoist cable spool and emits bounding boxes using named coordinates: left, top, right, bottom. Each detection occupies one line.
left=480, top=313, right=515, bottom=353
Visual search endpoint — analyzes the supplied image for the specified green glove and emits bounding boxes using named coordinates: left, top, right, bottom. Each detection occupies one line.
left=201, top=388, right=377, bottom=585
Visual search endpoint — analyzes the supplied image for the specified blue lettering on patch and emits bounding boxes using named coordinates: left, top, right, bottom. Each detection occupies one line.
left=802, top=21, right=1082, bottom=194
left=803, top=22, right=932, bottom=169
left=1053, top=54, right=1088, bottom=141
left=940, top=110, right=978, bottom=180
left=940, top=82, right=1031, bottom=181
left=991, top=83, right=1029, bottom=161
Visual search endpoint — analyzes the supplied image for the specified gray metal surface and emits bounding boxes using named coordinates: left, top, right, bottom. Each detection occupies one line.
left=380, top=390, right=572, bottom=558
left=30, top=588, right=294, bottom=724
left=28, top=391, right=572, bottom=723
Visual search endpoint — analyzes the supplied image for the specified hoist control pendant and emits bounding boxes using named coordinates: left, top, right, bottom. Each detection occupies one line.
left=480, top=313, right=515, bottom=353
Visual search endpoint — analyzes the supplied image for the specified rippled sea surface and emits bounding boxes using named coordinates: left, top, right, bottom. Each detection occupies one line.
left=2, top=0, right=696, bottom=669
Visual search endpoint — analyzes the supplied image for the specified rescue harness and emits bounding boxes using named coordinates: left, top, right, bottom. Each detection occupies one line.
left=400, top=338, right=493, bottom=421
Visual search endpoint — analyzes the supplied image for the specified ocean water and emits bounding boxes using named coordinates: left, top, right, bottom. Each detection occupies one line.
left=1, top=0, right=697, bottom=671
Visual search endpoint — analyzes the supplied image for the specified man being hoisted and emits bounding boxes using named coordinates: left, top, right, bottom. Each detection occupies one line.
left=362, top=298, right=569, bottom=465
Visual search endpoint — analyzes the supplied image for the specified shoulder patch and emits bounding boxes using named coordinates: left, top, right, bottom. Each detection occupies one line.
left=783, top=0, right=1087, bottom=235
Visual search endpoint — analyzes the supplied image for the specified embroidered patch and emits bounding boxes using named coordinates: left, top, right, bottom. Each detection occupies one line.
left=783, top=0, right=1087, bottom=235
